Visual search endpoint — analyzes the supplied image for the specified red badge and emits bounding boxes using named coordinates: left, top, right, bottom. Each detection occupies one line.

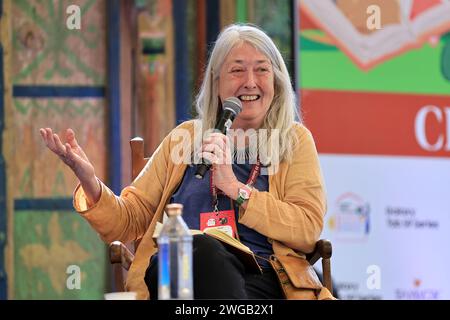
left=200, top=210, right=237, bottom=238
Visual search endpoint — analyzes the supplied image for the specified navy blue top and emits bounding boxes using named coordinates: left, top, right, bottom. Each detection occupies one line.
left=170, top=161, right=273, bottom=269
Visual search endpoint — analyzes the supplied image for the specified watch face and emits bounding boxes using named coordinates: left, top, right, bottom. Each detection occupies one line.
left=239, top=188, right=250, bottom=199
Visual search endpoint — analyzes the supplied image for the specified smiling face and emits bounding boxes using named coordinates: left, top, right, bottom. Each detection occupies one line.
left=218, top=42, right=275, bottom=130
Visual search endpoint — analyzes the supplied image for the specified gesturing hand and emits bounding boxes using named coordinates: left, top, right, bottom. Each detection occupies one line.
left=40, top=127, right=100, bottom=205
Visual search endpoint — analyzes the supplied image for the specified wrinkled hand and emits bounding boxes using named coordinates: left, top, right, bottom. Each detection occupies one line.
left=199, top=132, right=239, bottom=197
left=40, top=127, right=94, bottom=180
left=39, top=128, right=100, bottom=205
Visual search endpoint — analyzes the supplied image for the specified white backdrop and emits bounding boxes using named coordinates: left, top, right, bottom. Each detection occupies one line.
left=318, top=154, right=450, bottom=299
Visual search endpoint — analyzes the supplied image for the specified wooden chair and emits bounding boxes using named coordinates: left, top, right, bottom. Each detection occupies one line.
left=109, top=137, right=333, bottom=295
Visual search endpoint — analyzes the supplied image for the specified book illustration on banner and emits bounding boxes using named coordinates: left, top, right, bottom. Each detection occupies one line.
left=153, top=222, right=262, bottom=274
left=300, top=0, right=450, bottom=70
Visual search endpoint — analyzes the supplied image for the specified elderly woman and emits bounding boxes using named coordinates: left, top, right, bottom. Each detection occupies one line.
left=40, top=24, right=330, bottom=300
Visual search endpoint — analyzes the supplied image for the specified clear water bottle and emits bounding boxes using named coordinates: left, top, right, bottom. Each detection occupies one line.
left=157, top=203, right=193, bottom=299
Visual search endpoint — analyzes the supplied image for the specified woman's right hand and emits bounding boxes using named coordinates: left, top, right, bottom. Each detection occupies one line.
left=39, top=127, right=100, bottom=205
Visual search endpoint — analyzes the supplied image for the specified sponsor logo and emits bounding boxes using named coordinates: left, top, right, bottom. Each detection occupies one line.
left=395, top=279, right=440, bottom=300
left=328, top=193, right=370, bottom=241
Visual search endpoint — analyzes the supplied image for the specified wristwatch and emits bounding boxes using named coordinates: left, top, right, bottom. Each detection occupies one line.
left=236, top=185, right=252, bottom=206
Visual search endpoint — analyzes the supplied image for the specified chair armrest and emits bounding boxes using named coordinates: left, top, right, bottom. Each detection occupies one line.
left=109, top=241, right=135, bottom=271
left=306, top=239, right=332, bottom=265
left=306, top=239, right=333, bottom=295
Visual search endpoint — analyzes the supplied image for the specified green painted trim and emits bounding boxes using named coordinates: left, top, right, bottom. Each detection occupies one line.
left=14, top=99, right=102, bottom=116
left=236, top=0, right=247, bottom=23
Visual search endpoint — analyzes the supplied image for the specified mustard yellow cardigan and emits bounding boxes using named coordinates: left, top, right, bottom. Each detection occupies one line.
left=73, top=120, right=330, bottom=299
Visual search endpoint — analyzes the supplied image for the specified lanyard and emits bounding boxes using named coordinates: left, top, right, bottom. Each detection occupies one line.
left=209, top=159, right=261, bottom=212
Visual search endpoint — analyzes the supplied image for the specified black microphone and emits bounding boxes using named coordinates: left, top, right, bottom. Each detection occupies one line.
left=195, top=97, right=242, bottom=179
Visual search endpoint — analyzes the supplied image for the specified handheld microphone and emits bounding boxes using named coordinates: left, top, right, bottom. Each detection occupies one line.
left=195, top=97, right=242, bottom=179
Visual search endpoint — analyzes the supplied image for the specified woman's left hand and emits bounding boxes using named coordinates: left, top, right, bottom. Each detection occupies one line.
left=199, top=132, right=239, bottom=197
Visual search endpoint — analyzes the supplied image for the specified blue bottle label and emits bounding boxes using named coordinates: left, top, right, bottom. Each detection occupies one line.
left=158, top=242, right=170, bottom=299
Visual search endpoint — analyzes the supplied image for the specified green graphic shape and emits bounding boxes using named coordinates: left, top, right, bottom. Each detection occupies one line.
left=300, top=36, right=450, bottom=96
left=14, top=210, right=108, bottom=299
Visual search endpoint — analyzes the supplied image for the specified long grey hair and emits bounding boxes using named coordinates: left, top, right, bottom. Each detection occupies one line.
left=194, top=23, right=300, bottom=165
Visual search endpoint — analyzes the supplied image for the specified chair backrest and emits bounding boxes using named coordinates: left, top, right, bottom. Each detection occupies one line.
left=130, top=137, right=150, bottom=251
left=130, top=137, right=150, bottom=180
left=110, top=138, right=150, bottom=292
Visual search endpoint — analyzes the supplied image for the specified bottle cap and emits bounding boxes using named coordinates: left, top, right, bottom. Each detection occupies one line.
left=165, top=203, right=183, bottom=216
